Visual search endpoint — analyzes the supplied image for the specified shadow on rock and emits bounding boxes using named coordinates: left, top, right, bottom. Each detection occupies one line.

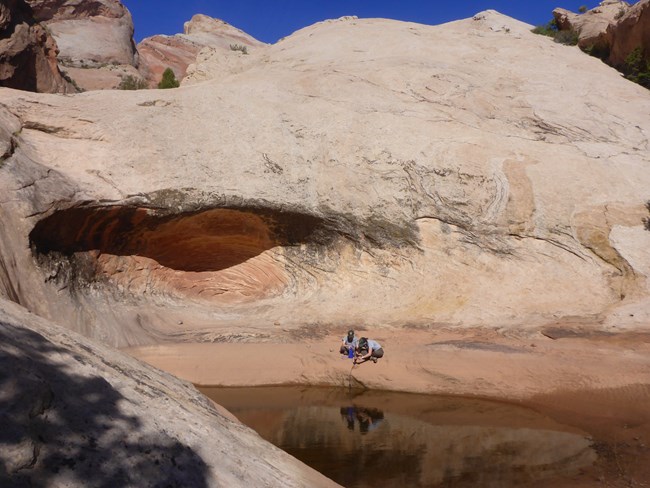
left=0, top=323, right=209, bottom=487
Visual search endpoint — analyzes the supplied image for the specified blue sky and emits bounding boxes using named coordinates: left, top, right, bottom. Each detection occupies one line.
left=121, top=1, right=636, bottom=44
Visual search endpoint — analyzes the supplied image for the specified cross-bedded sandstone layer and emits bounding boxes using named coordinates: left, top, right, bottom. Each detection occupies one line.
left=29, top=204, right=327, bottom=304
left=1, top=8, right=650, bottom=486
left=0, top=11, right=648, bottom=346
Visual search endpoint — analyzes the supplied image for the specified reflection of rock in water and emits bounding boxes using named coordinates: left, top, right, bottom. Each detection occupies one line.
left=263, top=406, right=595, bottom=488
left=413, top=426, right=595, bottom=487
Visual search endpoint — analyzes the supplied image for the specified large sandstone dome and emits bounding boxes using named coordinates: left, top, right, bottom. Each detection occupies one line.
left=0, top=11, right=649, bottom=348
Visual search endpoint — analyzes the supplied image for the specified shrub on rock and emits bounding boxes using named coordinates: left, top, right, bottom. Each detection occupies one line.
left=158, top=68, right=180, bottom=89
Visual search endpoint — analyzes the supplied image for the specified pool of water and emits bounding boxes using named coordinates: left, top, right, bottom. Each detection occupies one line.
left=200, top=386, right=598, bottom=487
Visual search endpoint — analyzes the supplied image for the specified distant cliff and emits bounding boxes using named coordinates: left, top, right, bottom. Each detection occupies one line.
left=0, top=0, right=265, bottom=92
left=553, top=0, right=650, bottom=87
left=0, top=0, right=74, bottom=92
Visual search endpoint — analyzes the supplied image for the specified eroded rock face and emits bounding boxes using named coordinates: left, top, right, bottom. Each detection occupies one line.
left=26, top=0, right=136, bottom=67
left=136, top=35, right=203, bottom=87
left=553, top=1, right=631, bottom=50
left=29, top=204, right=327, bottom=304
left=23, top=0, right=137, bottom=91
left=27, top=0, right=127, bottom=21
left=553, top=0, right=650, bottom=68
left=0, top=11, right=649, bottom=349
left=137, top=14, right=265, bottom=87
left=0, top=298, right=337, bottom=487
left=0, top=0, right=74, bottom=92
left=608, top=0, right=650, bottom=67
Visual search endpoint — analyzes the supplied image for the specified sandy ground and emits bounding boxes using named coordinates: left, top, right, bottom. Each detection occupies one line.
left=125, top=324, right=650, bottom=487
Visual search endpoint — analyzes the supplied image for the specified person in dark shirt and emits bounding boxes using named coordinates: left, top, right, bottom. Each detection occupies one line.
left=340, top=329, right=358, bottom=356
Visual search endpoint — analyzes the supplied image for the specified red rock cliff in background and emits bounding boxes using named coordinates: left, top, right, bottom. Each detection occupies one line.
left=25, top=0, right=140, bottom=91
left=553, top=0, right=650, bottom=68
left=2, top=0, right=649, bottom=93
left=1, top=0, right=265, bottom=92
left=0, top=0, right=74, bottom=92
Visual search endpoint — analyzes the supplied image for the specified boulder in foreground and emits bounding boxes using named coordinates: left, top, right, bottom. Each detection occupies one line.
left=0, top=299, right=337, bottom=487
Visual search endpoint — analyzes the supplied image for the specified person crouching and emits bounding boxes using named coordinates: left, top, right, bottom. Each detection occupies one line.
left=354, top=337, right=384, bottom=364
left=340, top=329, right=358, bottom=357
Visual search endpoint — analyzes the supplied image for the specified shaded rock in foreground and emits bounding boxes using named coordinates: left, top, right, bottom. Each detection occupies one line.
left=0, top=298, right=338, bottom=487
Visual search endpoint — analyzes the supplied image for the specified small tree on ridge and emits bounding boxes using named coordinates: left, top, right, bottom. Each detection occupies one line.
left=158, top=68, right=180, bottom=89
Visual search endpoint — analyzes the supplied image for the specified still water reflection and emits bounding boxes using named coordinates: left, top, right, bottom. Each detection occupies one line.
left=200, top=387, right=595, bottom=487
left=340, top=406, right=384, bottom=434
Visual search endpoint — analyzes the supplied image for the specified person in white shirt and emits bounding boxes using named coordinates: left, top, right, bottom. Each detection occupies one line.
left=354, top=337, right=384, bottom=364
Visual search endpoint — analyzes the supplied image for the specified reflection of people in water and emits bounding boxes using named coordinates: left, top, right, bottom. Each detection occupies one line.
left=340, top=406, right=355, bottom=430
left=339, top=406, right=384, bottom=434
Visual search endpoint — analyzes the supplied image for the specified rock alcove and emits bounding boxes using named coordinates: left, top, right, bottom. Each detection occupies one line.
left=29, top=204, right=327, bottom=304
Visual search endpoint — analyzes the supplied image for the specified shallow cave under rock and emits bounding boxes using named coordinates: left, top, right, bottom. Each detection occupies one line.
left=29, top=203, right=330, bottom=302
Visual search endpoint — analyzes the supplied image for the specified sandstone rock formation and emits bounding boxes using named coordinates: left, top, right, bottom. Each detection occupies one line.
left=608, top=0, right=650, bottom=67
left=24, top=0, right=138, bottom=91
left=553, top=0, right=650, bottom=68
left=0, top=298, right=336, bottom=487
left=137, top=14, right=265, bottom=87
left=0, top=0, right=74, bottom=92
left=553, top=0, right=631, bottom=51
left=2, top=1, right=266, bottom=91
left=26, top=0, right=137, bottom=67
left=0, top=10, right=648, bottom=351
